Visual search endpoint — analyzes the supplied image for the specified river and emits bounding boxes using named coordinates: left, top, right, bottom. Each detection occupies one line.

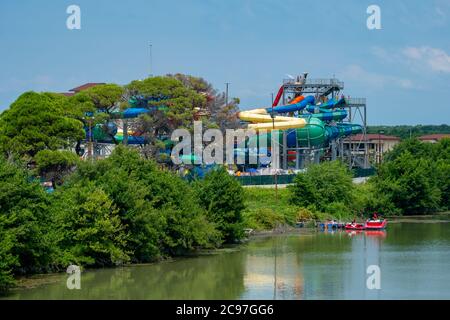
left=3, top=217, right=450, bottom=299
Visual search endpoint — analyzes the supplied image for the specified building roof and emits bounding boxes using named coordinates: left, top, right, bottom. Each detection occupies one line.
left=69, top=83, right=105, bottom=92
left=349, top=134, right=400, bottom=142
left=418, top=134, right=450, bottom=141
left=60, top=92, right=75, bottom=97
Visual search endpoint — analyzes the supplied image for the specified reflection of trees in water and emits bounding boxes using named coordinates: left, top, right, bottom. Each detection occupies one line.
left=384, top=222, right=450, bottom=246
left=9, top=252, right=246, bottom=299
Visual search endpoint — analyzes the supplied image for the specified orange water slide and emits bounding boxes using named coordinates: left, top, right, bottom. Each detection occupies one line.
left=289, top=95, right=305, bottom=104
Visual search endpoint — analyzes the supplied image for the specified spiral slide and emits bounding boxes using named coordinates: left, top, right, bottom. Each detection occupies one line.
left=239, top=94, right=362, bottom=149
left=238, top=108, right=307, bottom=131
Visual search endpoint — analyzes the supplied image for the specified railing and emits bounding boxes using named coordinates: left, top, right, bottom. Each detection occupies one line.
left=282, top=78, right=344, bottom=88
left=234, top=168, right=376, bottom=186
left=234, top=174, right=296, bottom=186
left=346, top=97, right=366, bottom=105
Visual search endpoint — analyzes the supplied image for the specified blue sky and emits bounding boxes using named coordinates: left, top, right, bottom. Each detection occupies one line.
left=1, top=0, right=449, bottom=125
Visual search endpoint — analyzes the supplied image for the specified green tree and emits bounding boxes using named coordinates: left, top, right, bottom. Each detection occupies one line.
left=34, top=150, right=80, bottom=187
left=384, top=138, right=433, bottom=162
left=126, top=76, right=205, bottom=130
left=373, top=151, right=441, bottom=214
left=367, top=125, right=450, bottom=139
left=0, top=217, right=18, bottom=292
left=289, top=161, right=354, bottom=212
left=0, top=157, right=53, bottom=291
left=195, top=167, right=245, bottom=243
left=50, top=183, right=129, bottom=267
left=0, top=92, right=84, bottom=160
left=66, top=146, right=219, bottom=260
left=434, top=139, right=450, bottom=210
left=74, top=84, right=125, bottom=114
left=125, top=77, right=206, bottom=158
left=167, top=73, right=242, bottom=131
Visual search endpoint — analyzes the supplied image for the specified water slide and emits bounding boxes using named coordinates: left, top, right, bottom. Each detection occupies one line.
left=239, top=94, right=362, bottom=150
left=238, top=108, right=307, bottom=131
left=88, top=97, right=169, bottom=145
left=272, top=85, right=284, bottom=107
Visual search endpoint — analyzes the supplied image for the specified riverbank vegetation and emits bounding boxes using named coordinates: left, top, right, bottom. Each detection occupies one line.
left=0, top=74, right=245, bottom=292
left=0, top=74, right=449, bottom=294
left=243, top=137, right=450, bottom=230
left=0, top=147, right=246, bottom=293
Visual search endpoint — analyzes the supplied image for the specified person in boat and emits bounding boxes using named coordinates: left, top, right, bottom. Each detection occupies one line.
left=372, top=212, right=378, bottom=220
left=352, top=218, right=356, bottom=225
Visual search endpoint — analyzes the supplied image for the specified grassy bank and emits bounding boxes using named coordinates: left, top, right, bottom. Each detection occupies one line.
left=242, top=187, right=344, bottom=231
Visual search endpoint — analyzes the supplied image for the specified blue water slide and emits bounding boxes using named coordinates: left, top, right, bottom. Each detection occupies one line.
left=125, top=136, right=147, bottom=144
left=337, top=123, right=363, bottom=137
left=122, top=108, right=150, bottom=118
left=325, top=126, right=341, bottom=140
left=267, top=96, right=315, bottom=114
left=306, top=97, right=346, bottom=113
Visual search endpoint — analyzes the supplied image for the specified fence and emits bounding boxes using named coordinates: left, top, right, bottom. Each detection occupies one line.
left=234, top=168, right=376, bottom=186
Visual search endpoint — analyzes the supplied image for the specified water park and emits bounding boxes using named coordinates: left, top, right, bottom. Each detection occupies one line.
left=2, top=1, right=450, bottom=303
left=80, top=73, right=371, bottom=182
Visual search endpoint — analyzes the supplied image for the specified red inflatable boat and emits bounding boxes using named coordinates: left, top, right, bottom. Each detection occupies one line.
left=345, top=223, right=366, bottom=230
left=344, top=219, right=388, bottom=230
left=364, top=219, right=388, bottom=230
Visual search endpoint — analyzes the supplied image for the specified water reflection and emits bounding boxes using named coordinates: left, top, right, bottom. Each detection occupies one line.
left=3, top=221, right=450, bottom=299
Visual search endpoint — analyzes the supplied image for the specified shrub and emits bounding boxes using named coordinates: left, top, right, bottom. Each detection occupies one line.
left=194, top=167, right=245, bottom=243
left=50, top=183, right=129, bottom=267
left=289, top=161, right=354, bottom=211
left=243, top=208, right=284, bottom=230
left=0, top=157, right=53, bottom=290
left=66, top=146, right=219, bottom=261
left=373, top=151, right=441, bottom=214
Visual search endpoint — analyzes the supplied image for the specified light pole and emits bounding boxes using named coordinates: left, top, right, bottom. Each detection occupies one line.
left=83, top=114, right=94, bottom=162
left=149, top=43, right=153, bottom=77
left=225, top=82, right=230, bottom=107
left=378, top=130, right=384, bottom=164
left=271, top=93, right=278, bottom=202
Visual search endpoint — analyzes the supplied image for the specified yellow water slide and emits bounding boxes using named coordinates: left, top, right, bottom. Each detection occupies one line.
left=238, top=108, right=306, bottom=131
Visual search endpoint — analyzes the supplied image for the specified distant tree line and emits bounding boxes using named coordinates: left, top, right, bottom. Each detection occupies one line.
left=367, top=124, right=450, bottom=139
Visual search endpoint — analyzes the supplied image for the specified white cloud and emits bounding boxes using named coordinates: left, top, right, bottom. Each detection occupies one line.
left=341, top=64, right=415, bottom=90
left=402, top=46, right=450, bottom=73
left=435, top=6, right=446, bottom=19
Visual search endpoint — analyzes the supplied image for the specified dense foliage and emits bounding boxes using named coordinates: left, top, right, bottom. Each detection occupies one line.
left=34, top=150, right=80, bottom=187
left=194, top=167, right=245, bottom=242
left=0, top=92, right=84, bottom=160
left=289, top=161, right=357, bottom=219
left=370, top=138, right=450, bottom=214
left=0, top=148, right=244, bottom=293
left=0, top=157, right=53, bottom=292
left=286, top=139, right=450, bottom=219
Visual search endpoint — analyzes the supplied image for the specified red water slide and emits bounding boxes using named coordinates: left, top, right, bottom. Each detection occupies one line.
left=272, top=85, right=284, bottom=107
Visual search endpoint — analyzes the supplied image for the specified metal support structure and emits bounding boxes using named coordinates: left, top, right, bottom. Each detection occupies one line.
left=341, top=98, right=369, bottom=168
left=272, top=77, right=368, bottom=170
left=281, top=78, right=344, bottom=100
left=282, top=131, right=288, bottom=169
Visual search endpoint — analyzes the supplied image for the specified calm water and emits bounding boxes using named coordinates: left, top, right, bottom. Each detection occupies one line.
left=3, top=219, right=450, bottom=300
